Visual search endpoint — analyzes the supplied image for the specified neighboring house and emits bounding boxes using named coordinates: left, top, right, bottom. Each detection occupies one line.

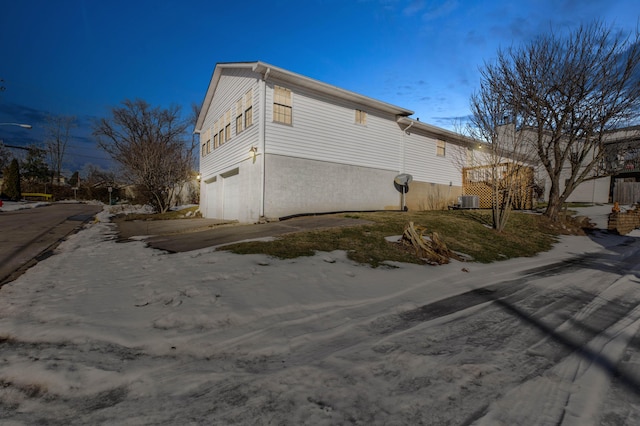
left=492, top=122, right=640, bottom=205
left=550, top=126, right=640, bottom=204
left=195, top=61, right=477, bottom=223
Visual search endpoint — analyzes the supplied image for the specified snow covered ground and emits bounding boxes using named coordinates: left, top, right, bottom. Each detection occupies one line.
left=1, top=204, right=640, bottom=424
left=0, top=201, right=51, bottom=212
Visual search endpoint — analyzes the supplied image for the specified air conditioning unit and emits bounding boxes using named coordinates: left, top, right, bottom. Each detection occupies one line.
left=459, top=195, right=479, bottom=209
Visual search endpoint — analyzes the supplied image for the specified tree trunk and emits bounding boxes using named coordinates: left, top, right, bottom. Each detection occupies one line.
left=544, top=181, right=562, bottom=221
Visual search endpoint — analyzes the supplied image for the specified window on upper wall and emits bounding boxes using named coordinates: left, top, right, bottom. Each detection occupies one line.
left=201, top=128, right=211, bottom=156
left=225, top=110, right=231, bottom=141
left=213, top=122, right=219, bottom=149
left=244, top=89, right=253, bottom=128
left=244, top=106, right=253, bottom=128
left=236, top=99, right=243, bottom=134
left=355, top=109, right=367, bottom=125
left=273, top=85, right=292, bottom=124
left=436, top=140, right=446, bottom=157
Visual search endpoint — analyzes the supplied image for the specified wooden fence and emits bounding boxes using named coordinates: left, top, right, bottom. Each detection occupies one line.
left=462, top=163, right=534, bottom=209
left=613, top=181, right=640, bottom=204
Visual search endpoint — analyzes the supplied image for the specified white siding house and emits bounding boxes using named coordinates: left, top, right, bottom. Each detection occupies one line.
left=543, top=127, right=640, bottom=205
left=195, top=61, right=475, bottom=223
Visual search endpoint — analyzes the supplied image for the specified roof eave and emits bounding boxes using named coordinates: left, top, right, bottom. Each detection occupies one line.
left=397, top=116, right=475, bottom=147
left=252, top=62, right=413, bottom=117
left=195, top=62, right=261, bottom=132
left=196, top=60, right=415, bottom=132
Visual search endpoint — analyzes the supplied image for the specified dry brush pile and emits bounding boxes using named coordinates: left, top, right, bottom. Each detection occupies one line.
left=399, top=221, right=464, bottom=265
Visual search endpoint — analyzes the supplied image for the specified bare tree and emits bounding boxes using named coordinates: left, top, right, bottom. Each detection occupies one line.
left=93, top=99, right=193, bottom=213
left=0, top=140, right=12, bottom=171
left=478, top=22, right=640, bottom=221
left=45, top=114, right=76, bottom=184
left=82, top=164, right=116, bottom=187
left=190, top=102, right=201, bottom=169
left=468, top=77, right=538, bottom=232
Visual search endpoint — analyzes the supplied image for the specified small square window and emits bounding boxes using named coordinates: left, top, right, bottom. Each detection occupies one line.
left=273, top=86, right=292, bottom=124
left=355, top=109, right=367, bottom=125
left=245, top=106, right=253, bottom=128
left=244, top=90, right=253, bottom=127
left=236, top=99, right=243, bottom=134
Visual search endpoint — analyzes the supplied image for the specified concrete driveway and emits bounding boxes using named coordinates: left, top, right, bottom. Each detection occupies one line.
left=114, top=215, right=373, bottom=253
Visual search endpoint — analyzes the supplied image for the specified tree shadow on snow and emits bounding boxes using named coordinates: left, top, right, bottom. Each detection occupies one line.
left=483, top=290, right=640, bottom=396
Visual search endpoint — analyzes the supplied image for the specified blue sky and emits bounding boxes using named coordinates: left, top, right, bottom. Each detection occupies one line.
left=1, top=0, right=638, bottom=172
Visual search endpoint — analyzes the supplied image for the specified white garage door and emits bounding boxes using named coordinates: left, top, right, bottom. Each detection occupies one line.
left=222, top=168, right=241, bottom=220
left=205, top=178, right=217, bottom=218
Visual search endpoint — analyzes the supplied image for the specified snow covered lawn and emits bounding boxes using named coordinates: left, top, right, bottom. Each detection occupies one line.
left=1, top=205, right=640, bottom=424
left=0, top=201, right=51, bottom=212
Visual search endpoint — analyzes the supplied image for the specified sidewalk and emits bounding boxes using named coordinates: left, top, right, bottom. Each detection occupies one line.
left=115, top=215, right=373, bottom=253
left=113, top=216, right=234, bottom=239
left=573, top=203, right=615, bottom=229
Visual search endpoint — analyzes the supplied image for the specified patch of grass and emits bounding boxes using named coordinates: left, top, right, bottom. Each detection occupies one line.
left=121, top=206, right=201, bottom=221
left=221, top=210, right=568, bottom=267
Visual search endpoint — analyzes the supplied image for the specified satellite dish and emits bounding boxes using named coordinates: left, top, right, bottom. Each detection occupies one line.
left=394, top=174, right=412, bottom=211
left=394, top=173, right=413, bottom=186
left=394, top=174, right=412, bottom=195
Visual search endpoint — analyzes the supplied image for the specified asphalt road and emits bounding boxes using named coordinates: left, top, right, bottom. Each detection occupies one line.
left=0, top=203, right=103, bottom=285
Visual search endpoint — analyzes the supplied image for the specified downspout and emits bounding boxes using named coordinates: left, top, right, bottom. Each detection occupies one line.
left=401, top=120, right=415, bottom=173
left=400, top=119, right=414, bottom=210
left=258, top=68, right=270, bottom=219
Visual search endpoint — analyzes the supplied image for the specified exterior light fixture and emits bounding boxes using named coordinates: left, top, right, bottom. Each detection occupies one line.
left=249, top=146, right=258, bottom=162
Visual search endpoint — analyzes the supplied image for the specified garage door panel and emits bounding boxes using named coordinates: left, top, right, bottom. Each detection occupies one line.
left=222, top=171, right=240, bottom=220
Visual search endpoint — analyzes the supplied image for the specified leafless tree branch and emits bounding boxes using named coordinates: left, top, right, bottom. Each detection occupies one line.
left=476, top=21, right=640, bottom=221
left=93, top=99, right=193, bottom=213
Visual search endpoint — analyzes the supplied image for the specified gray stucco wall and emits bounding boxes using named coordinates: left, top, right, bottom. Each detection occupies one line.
left=263, top=154, right=400, bottom=219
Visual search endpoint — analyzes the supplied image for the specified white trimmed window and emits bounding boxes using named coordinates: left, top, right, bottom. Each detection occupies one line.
left=200, top=128, right=211, bottom=157
left=225, top=110, right=231, bottom=141
left=273, top=85, right=292, bottom=124
left=203, top=128, right=211, bottom=154
left=355, top=109, right=367, bottom=125
left=236, top=99, right=243, bottom=134
left=436, top=140, right=446, bottom=157
left=244, top=89, right=253, bottom=128
left=218, top=116, right=224, bottom=146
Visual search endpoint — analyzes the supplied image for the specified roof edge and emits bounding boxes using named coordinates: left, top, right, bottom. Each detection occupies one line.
left=397, top=117, right=475, bottom=147
left=251, top=61, right=414, bottom=116
left=196, top=61, right=418, bottom=133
